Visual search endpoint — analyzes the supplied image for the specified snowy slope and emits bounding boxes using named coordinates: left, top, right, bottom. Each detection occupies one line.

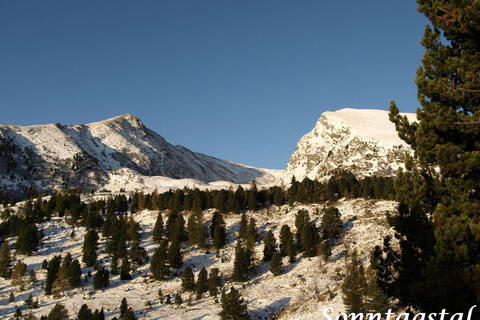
left=284, top=108, right=416, bottom=183
left=0, top=199, right=397, bottom=319
left=0, top=115, right=280, bottom=194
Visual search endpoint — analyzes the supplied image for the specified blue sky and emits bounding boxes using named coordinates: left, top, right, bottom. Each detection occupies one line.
left=0, top=1, right=428, bottom=169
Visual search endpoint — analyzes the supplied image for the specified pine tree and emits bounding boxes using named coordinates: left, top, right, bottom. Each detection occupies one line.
left=47, top=303, right=68, bottom=320
left=208, top=268, right=221, bottom=297
left=152, top=212, right=164, bottom=244
left=16, top=223, right=39, bottom=255
left=93, top=308, right=104, bottom=320
left=246, top=218, right=258, bottom=250
left=82, top=229, right=98, bottom=267
left=93, top=267, right=109, bottom=290
left=269, top=252, right=283, bottom=276
left=151, top=240, right=169, bottom=280
left=175, top=292, right=183, bottom=305
left=52, top=260, right=69, bottom=296
left=68, top=259, right=82, bottom=288
left=77, top=304, right=94, bottom=320
left=219, top=287, right=251, bottom=320
left=45, top=255, right=61, bottom=295
left=238, top=214, right=248, bottom=240
left=377, top=1, right=480, bottom=313
left=232, top=240, right=251, bottom=282
left=211, top=212, right=226, bottom=249
left=120, top=297, right=128, bottom=317
left=0, top=240, right=11, bottom=278
left=181, top=266, right=195, bottom=291
left=321, top=207, right=342, bottom=239
left=342, top=250, right=367, bottom=313
left=187, top=212, right=198, bottom=245
left=196, top=267, right=208, bottom=298
left=167, top=239, right=183, bottom=269
left=262, top=230, right=277, bottom=262
left=279, top=225, right=292, bottom=256
left=11, top=260, right=27, bottom=289
left=120, top=257, right=132, bottom=280
left=126, top=217, right=140, bottom=243
left=294, top=209, right=309, bottom=247
left=301, top=221, right=319, bottom=257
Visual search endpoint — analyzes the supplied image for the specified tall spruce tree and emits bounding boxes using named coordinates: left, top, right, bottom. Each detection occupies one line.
left=45, top=255, right=61, bottom=295
left=150, top=240, right=169, bottom=280
left=196, top=267, right=208, bottom=298
left=181, top=266, right=195, bottom=291
left=342, top=250, right=367, bottom=313
left=262, top=230, right=277, bottom=262
left=232, top=240, right=251, bottom=282
left=0, top=240, right=11, bottom=278
left=152, top=212, right=164, bottom=244
left=376, top=0, right=480, bottom=313
left=82, top=229, right=98, bottom=267
left=269, top=252, right=283, bottom=276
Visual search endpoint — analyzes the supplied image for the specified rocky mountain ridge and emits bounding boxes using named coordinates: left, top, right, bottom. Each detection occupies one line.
left=0, top=114, right=277, bottom=194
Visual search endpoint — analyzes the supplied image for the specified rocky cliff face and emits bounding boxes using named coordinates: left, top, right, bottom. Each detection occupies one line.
left=0, top=114, right=276, bottom=194
left=284, top=108, right=416, bottom=183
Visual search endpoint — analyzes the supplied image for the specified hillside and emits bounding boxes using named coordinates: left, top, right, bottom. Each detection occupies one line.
left=0, top=198, right=396, bottom=319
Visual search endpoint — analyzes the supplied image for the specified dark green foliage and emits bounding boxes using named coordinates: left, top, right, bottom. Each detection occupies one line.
left=93, top=308, right=104, bottom=320
left=181, top=266, right=195, bottom=291
left=238, top=214, right=248, bottom=240
left=45, top=255, right=61, bottom=295
left=208, top=268, right=221, bottom=296
left=120, top=297, right=128, bottom=317
left=375, top=0, right=480, bottom=313
left=211, top=212, right=227, bottom=249
left=41, top=259, right=48, bottom=270
left=294, top=209, right=309, bottom=247
left=67, top=259, right=82, bottom=288
left=82, top=229, right=98, bottom=267
left=93, top=267, right=109, bottom=290
left=126, top=217, right=140, bottom=243
left=47, top=303, right=68, bottom=320
left=301, top=221, right=319, bottom=257
left=175, top=292, right=183, bottom=305
left=196, top=267, right=208, bottom=298
left=246, top=217, right=258, bottom=250
left=262, top=230, right=277, bottom=262
left=232, top=240, right=251, bottom=282
left=342, top=250, right=367, bottom=313
left=152, top=212, right=164, bottom=244
left=279, top=225, right=292, bottom=256
left=16, top=223, right=39, bottom=255
left=77, top=304, right=93, bottom=320
left=123, top=308, right=136, bottom=320
left=219, top=287, right=251, bottom=320
left=269, top=252, right=283, bottom=276
left=167, top=239, right=183, bottom=269
left=120, top=257, right=132, bottom=280
left=0, top=240, right=11, bottom=278
left=151, top=240, right=169, bottom=280
left=128, top=242, right=147, bottom=266
left=321, top=207, right=342, bottom=239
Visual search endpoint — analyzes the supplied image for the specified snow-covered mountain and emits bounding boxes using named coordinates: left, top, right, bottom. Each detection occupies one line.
left=0, top=114, right=279, bottom=194
left=284, top=108, right=416, bottom=183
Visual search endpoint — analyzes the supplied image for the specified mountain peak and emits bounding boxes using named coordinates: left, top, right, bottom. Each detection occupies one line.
left=97, top=113, right=144, bottom=129
left=284, top=107, right=415, bottom=182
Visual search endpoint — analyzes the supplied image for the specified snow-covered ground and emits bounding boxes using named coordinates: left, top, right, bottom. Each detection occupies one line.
left=0, top=198, right=396, bottom=319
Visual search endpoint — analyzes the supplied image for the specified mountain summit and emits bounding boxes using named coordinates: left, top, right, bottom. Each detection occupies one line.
left=0, top=115, right=277, bottom=194
left=284, top=108, right=416, bottom=183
